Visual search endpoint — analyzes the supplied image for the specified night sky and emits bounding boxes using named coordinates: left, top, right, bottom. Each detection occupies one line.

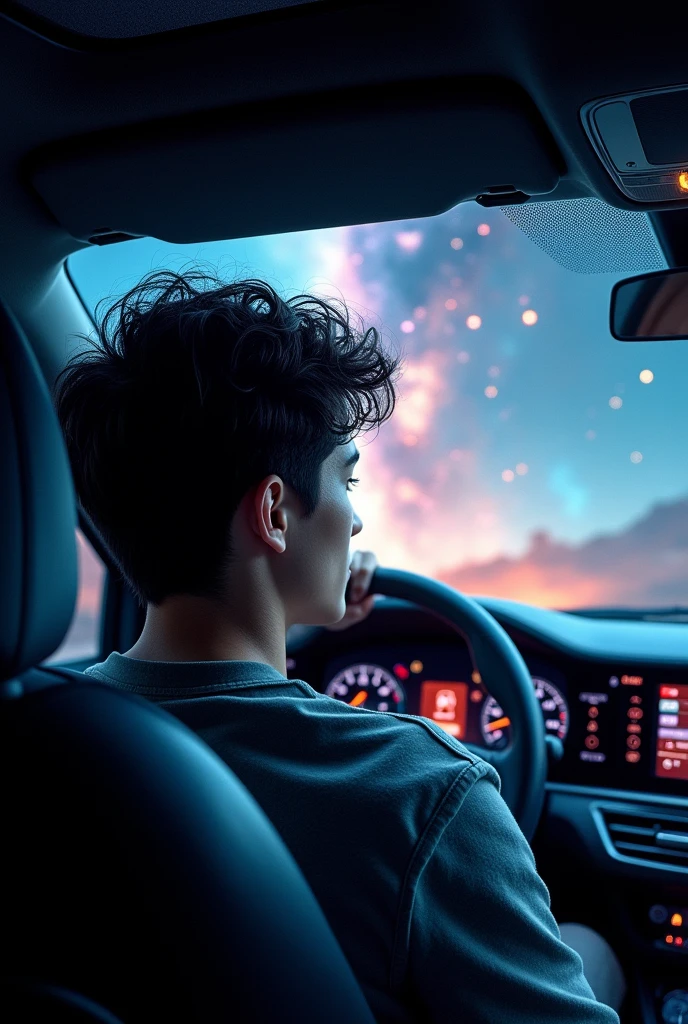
left=70, top=202, right=688, bottom=608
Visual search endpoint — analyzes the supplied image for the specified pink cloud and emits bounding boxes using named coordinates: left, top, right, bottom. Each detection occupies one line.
left=439, top=496, right=688, bottom=609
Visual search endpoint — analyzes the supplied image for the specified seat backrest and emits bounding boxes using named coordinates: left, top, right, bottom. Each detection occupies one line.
left=0, top=295, right=376, bottom=1023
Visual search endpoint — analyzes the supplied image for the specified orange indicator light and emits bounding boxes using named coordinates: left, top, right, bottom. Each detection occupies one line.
left=665, top=934, right=674, bottom=944
left=671, top=913, right=683, bottom=927
left=349, top=691, right=367, bottom=707
left=679, top=172, right=688, bottom=191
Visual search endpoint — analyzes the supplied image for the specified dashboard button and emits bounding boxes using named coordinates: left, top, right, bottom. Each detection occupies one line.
left=649, top=904, right=668, bottom=924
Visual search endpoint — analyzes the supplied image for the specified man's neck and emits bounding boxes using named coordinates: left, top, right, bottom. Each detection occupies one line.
left=123, top=594, right=288, bottom=675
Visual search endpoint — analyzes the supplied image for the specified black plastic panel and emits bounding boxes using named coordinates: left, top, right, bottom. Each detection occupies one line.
left=631, top=92, right=688, bottom=166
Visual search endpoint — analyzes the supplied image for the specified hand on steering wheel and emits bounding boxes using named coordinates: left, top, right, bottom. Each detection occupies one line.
left=370, top=568, right=547, bottom=842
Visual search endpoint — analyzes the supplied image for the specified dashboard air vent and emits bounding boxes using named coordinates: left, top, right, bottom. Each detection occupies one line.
left=595, top=805, right=688, bottom=872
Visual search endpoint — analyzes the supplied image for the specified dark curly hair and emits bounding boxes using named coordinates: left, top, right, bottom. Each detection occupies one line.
left=55, top=270, right=399, bottom=606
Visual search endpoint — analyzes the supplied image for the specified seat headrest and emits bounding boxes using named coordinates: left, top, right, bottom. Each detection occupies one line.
left=0, top=298, right=77, bottom=681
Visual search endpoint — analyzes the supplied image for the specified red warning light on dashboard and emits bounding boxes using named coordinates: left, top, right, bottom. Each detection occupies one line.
left=420, top=681, right=468, bottom=739
left=621, top=675, right=643, bottom=686
left=625, top=751, right=641, bottom=763
left=660, top=686, right=680, bottom=698
left=585, top=735, right=599, bottom=749
left=393, top=663, right=410, bottom=680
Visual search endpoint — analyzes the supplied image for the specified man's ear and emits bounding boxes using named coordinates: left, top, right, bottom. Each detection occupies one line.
left=252, top=475, right=288, bottom=554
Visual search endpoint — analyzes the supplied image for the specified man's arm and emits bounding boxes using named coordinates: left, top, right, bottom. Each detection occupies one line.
left=405, top=778, right=620, bottom=1023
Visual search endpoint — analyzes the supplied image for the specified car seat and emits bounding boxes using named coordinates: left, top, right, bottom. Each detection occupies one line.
left=0, top=295, right=376, bottom=1023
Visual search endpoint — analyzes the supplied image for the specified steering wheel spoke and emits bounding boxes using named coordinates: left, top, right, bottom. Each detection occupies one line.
left=370, top=569, right=547, bottom=841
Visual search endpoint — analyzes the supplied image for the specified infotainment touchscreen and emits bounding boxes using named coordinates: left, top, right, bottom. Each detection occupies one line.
left=655, top=684, right=688, bottom=781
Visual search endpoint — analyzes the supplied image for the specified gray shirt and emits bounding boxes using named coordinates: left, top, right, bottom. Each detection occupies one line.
left=85, top=653, right=619, bottom=1024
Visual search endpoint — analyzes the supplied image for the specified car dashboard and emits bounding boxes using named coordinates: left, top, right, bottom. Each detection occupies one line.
left=286, top=593, right=688, bottom=1002
left=287, top=596, right=688, bottom=800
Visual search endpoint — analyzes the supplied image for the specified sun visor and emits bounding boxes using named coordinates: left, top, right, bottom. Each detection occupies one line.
left=29, top=79, right=562, bottom=245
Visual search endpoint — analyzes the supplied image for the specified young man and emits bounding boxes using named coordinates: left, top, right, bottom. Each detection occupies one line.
left=56, top=271, right=624, bottom=1023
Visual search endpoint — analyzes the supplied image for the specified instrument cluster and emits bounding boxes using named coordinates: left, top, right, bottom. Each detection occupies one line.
left=324, top=657, right=568, bottom=750
left=315, top=644, right=688, bottom=795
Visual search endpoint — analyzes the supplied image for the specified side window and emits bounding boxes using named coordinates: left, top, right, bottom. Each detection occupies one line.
left=44, top=529, right=106, bottom=666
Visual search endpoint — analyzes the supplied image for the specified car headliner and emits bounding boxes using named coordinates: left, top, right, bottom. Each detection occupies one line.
left=3, top=0, right=688, bottom=378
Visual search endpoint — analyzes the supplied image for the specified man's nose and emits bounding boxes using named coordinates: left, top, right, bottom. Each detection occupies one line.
left=351, top=512, right=363, bottom=537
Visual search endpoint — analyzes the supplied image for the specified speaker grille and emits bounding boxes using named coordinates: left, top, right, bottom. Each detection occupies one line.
left=631, top=92, right=688, bottom=165
left=502, top=197, right=665, bottom=274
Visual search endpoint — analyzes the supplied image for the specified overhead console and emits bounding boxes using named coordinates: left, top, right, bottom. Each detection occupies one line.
left=582, top=85, right=688, bottom=205
left=27, top=78, right=562, bottom=245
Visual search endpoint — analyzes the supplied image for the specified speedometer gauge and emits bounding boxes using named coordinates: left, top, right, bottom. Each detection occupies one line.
left=480, top=677, right=569, bottom=750
left=325, top=664, right=406, bottom=713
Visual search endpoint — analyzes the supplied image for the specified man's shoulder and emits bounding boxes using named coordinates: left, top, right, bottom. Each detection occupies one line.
left=304, top=690, right=502, bottom=792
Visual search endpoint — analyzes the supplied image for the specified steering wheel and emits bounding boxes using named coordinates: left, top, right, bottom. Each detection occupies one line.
left=371, top=568, right=546, bottom=841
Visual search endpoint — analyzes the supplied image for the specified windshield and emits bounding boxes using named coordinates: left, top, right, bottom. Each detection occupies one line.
left=68, top=201, right=688, bottom=612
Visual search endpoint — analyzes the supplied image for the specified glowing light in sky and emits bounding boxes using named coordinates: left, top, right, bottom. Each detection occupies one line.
left=630, top=451, right=643, bottom=463
left=485, top=385, right=498, bottom=398
left=477, top=224, right=491, bottom=236
left=518, top=294, right=530, bottom=306
left=414, top=306, right=427, bottom=320
left=450, top=237, right=463, bottom=250
left=639, top=369, right=654, bottom=383
left=457, top=350, right=470, bottom=363
left=488, top=365, right=500, bottom=378
left=403, top=434, right=418, bottom=447
left=522, top=309, right=538, bottom=326
left=395, top=231, right=423, bottom=252
left=445, top=298, right=458, bottom=310
left=586, top=430, right=596, bottom=440
left=502, top=469, right=515, bottom=482
left=400, top=320, right=415, bottom=333
left=350, top=252, right=364, bottom=266
left=467, top=314, right=482, bottom=330
left=395, top=477, right=433, bottom=510
left=516, top=463, right=529, bottom=475
left=395, top=357, right=447, bottom=438
left=609, top=396, right=623, bottom=410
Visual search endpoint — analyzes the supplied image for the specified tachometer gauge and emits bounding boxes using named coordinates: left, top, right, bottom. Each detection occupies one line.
left=480, top=677, right=569, bottom=750
left=325, top=664, right=406, bottom=713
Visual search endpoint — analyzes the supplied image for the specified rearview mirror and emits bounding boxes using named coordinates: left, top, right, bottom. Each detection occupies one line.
left=610, top=268, right=688, bottom=341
